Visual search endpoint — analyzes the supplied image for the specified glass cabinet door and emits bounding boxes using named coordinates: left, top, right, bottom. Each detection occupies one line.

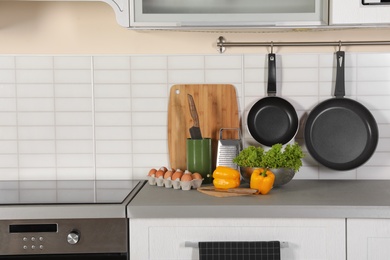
left=131, top=0, right=328, bottom=27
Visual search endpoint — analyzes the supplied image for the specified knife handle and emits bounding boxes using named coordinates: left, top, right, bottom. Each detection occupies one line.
left=187, top=94, right=200, bottom=127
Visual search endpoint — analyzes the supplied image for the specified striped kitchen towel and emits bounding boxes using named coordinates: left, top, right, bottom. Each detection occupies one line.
left=198, top=241, right=281, bottom=260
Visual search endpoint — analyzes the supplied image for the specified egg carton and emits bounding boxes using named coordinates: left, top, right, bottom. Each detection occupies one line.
left=146, top=176, right=203, bottom=191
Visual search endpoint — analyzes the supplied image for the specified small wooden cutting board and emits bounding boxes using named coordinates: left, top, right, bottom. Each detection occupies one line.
left=197, top=186, right=258, bottom=198
left=168, top=84, right=240, bottom=171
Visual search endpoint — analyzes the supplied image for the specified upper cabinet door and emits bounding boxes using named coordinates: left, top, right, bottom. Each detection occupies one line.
left=330, top=0, right=390, bottom=25
left=130, top=0, right=328, bottom=28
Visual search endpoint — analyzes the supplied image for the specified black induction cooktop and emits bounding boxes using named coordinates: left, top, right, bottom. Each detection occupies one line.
left=0, top=180, right=142, bottom=205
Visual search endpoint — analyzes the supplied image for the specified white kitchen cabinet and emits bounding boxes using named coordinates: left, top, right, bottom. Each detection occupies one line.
left=330, top=0, right=390, bottom=25
left=347, top=219, right=390, bottom=260
left=22, top=0, right=329, bottom=28
left=129, top=218, right=345, bottom=260
left=129, top=0, right=328, bottom=28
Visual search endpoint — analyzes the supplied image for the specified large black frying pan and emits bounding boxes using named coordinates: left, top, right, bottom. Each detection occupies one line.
left=304, top=51, right=378, bottom=171
left=247, top=53, right=298, bottom=147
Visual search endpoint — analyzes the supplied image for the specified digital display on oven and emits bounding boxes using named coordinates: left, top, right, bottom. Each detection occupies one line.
left=9, top=224, right=58, bottom=233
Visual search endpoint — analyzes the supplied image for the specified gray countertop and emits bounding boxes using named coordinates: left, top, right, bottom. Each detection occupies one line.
left=0, top=180, right=144, bottom=220
left=127, top=180, right=390, bottom=219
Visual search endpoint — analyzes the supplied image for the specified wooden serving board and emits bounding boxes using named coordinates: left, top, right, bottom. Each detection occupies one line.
left=197, top=186, right=257, bottom=198
left=168, top=84, right=240, bottom=171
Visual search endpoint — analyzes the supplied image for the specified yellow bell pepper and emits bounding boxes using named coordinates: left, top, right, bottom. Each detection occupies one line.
left=212, top=166, right=240, bottom=189
left=250, top=168, right=275, bottom=195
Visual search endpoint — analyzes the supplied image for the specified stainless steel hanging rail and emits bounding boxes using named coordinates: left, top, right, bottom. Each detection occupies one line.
left=217, top=36, right=390, bottom=53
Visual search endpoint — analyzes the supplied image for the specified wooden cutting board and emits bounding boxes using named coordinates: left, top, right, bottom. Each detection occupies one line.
left=197, top=186, right=258, bottom=198
left=168, top=84, right=240, bottom=171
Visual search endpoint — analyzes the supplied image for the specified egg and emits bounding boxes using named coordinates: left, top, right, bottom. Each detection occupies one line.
left=159, top=166, right=168, bottom=173
left=192, top=172, right=202, bottom=180
left=171, top=169, right=183, bottom=181
left=155, top=169, right=165, bottom=178
left=164, top=170, right=174, bottom=179
left=181, top=173, right=193, bottom=182
left=148, top=168, right=157, bottom=177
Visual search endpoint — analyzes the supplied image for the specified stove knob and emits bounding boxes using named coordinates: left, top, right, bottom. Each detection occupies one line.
left=67, top=231, right=80, bottom=245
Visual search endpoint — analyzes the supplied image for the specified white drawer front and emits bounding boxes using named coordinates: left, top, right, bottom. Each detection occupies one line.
left=348, top=219, right=390, bottom=260
left=130, top=218, right=345, bottom=260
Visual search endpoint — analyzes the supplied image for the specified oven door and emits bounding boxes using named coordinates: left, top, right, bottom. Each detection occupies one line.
left=0, top=219, right=128, bottom=259
left=0, top=253, right=127, bottom=260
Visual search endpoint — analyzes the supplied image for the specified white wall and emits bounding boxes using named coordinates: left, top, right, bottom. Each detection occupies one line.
left=0, top=2, right=390, bottom=181
left=0, top=52, right=389, bottom=180
left=1, top=1, right=390, bottom=54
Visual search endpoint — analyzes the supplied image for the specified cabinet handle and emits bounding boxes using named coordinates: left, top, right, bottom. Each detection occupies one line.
left=184, top=241, right=198, bottom=248
left=184, top=241, right=289, bottom=248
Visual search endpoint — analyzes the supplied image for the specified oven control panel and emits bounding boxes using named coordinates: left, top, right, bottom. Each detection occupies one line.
left=21, top=235, right=46, bottom=251
left=0, top=219, right=127, bottom=255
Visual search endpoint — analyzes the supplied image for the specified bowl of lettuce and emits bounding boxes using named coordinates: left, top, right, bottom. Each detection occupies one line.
left=233, top=143, right=304, bottom=186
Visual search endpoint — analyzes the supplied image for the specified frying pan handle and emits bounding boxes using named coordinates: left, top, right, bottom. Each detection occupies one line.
left=335, top=51, right=345, bottom=98
left=267, top=53, right=276, bottom=96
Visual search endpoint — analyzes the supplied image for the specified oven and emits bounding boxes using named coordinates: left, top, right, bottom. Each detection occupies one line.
left=0, top=180, right=145, bottom=259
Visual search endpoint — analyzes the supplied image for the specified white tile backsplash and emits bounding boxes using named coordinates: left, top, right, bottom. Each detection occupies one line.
left=0, top=112, right=17, bottom=125
left=0, top=57, right=15, bottom=69
left=0, top=127, right=17, bottom=139
left=94, top=84, right=131, bottom=98
left=17, top=70, right=53, bottom=84
left=56, top=154, right=94, bottom=168
left=131, top=56, right=167, bottom=70
left=0, top=141, right=17, bottom=153
left=131, top=70, right=167, bottom=84
left=0, top=53, right=390, bottom=180
left=15, top=57, right=53, bottom=69
left=19, top=140, right=56, bottom=154
left=95, top=112, right=131, bottom=126
left=168, top=70, right=204, bottom=83
left=56, top=140, right=93, bottom=154
left=0, top=70, right=15, bottom=83
left=54, top=57, right=91, bottom=69
left=205, top=69, right=242, bottom=83
left=0, top=84, right=16, bottom=97
left=131, top=84, right=167, bottom=98
left=244, top=54, right=267, bottom=68
left=55, top=70, right=91, bottom=84
left=168, top=56, right=204, bottom=69
left=55, top=84, right=92, bottom=98
left=17, top=84, right=54, bottom=98
left=205, top=55, right=242, bottom=69
left=95, top=98, right=131, bottom=112
left=56, top=126, right=93, bottom=139
left=55, top=112, right=93, bottom=125
left=18, top=98, right=54, bottom=111
left=93, top=57, right=130, bottom=70
left=279, top=54, right=319, bottom=68
left=0, top=99, right=16, bottom=111
left=95, top=126, right=132, bottom=140
left=18, top=126, right=55, bottom=140
left=19, top=154, right=56, bottom=168
left=357, top=53, right=390, bottom=67
left=55, top=98, right=92, bottom=111
left=94, top=70, right=131, bottom=84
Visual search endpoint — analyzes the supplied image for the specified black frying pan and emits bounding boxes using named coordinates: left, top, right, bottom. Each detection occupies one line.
left=304, top=51, right=378, bottom=171
left=247, top=53, right=298, bottom=147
